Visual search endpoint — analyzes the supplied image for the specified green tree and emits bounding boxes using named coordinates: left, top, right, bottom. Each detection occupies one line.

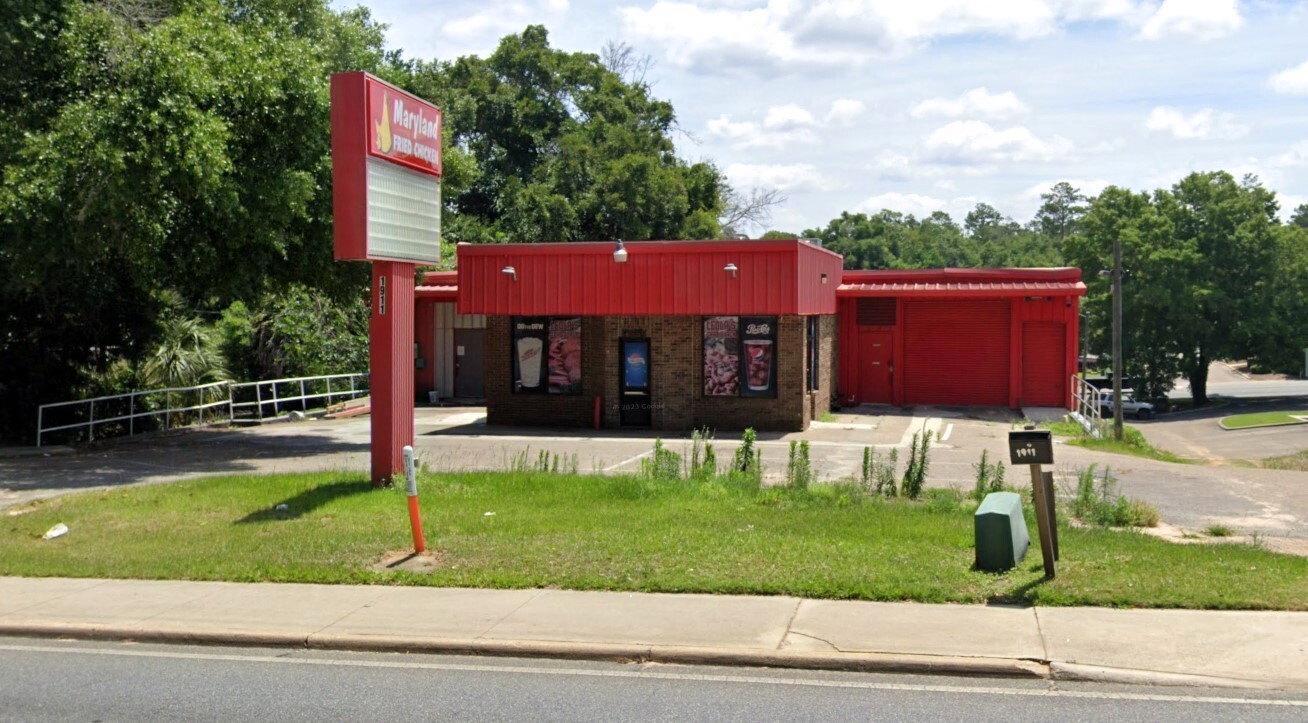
left=1033, top=181, right=1088, bottom=242
left=404, top=26, right=722, bottom=244
left=0, top=0, right=384, bottom=440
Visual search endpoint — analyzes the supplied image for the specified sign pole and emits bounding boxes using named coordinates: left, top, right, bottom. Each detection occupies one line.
left=1029, top=464, right=1056, bottom=578
left=1009, top=427, right=1057, bottom=579
left=370, top=262, right=415, bottom=486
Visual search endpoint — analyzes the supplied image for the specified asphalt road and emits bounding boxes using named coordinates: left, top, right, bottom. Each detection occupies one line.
left=3, top=639, right=1307, bottom=723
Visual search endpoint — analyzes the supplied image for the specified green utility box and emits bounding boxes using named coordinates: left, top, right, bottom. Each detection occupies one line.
left=974, top=491, right=1030, bottom=572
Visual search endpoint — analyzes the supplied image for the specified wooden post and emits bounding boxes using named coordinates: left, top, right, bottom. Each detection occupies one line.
left=1030, top=465, right=1056, bottom=578
left=1042, top=470, right=1059, bottom=561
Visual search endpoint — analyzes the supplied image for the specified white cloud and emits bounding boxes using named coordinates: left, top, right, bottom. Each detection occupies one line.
left=620, top=1, right=1196, bottom=74
left=825, top=99, right=866, bottom=126
left=1269, top=60, right=1308, bottom=96
left=1138, top=0, right=1242, bottom=41
left=924, top=120, right=1074, bottom=164
left=856, top=191, right=977, bottom=219
left=1018, top=178, right=1113, bottom=201
left=910, top=87, right=1029, bottom=119
left=724, top=163, right=841, bottom=192
left=706, top=111, right=818, bottom=149
left=763, top=104, right=817, bottom=130
left=871, top=151, right=914, bottom=181
left=1271, top=141, right=1308, bottom=168
left=443, top=0, right=570, bottom=40
left=706, top=100, right=860, bottom=148
left=1145, top=106, right=1249, bottom=140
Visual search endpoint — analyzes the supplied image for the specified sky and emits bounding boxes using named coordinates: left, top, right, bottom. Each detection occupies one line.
left=336, top=0, right=1308, bottom=234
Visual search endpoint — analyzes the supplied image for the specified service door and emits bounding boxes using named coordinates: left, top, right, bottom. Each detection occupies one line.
left=903, top=300, right=1010, bottom=407
left=453, top=328, right=485, bottom=399
left=858, top=329, right=893, bottom=403
left=1021, top=322, right=1066, bottom=407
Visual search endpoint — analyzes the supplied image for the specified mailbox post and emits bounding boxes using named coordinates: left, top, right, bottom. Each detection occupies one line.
left=1009, top=427, right=1057, bottom=579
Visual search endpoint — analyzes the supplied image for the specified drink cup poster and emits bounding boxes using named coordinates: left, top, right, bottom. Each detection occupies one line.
left=512, top=318, right=548, bottom=392
left=622, top=340, right=650, bottom=390
left=703, top=316, right=739, bottom=396
left=547, top=318, right=582, bottom=395
left=740, top=317, right=777, bottom=397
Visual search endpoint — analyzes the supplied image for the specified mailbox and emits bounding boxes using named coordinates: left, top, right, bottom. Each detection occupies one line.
left=1008, top=430, right=1053, bottom=466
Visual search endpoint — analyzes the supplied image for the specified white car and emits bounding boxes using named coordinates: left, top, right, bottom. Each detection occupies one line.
left=1098, top=391, right=1155, bottom=420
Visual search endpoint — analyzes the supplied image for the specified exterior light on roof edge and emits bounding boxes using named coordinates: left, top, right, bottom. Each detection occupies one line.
left=501, top=265, right=517, bottom=281
left=613, top=239, right=628, bottom=263
left=724, top=263, right=738, bottom=278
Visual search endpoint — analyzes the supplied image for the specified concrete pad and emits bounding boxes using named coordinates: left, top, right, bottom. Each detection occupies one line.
left=787, top=601, right=1045, bottom=660
left=1, top=578, right=215, bottom=625
left=138, top=581, right=388, bottom=636
left=324, top=587, right=542, bottom=640
left=1038, top=607, right=1308, bottom=687
left=482, top=590, right=799, bottom=649
left=0, top=577, right=107, bottom=616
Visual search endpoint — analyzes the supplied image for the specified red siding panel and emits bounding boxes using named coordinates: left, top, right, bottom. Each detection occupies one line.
left=1022, top=321, right=1066, bottom=407
left=456, top=240, right=838, bottom=316
left=903, top=300, right=1010, bottom=407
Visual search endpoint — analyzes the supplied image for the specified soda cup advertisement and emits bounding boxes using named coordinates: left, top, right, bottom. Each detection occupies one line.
left=740, top=316, right=777, bottom=397
left=512, top=317, right=548, bottom=392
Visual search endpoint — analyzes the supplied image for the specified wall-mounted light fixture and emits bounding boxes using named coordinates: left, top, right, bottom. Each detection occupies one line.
left=724, top=263, right=738, bottom=278
left=501, top=265, right=517, bottom=281
left=821, top=273, right=828, bottom=284
left=613, top=239, right=628, bottom=264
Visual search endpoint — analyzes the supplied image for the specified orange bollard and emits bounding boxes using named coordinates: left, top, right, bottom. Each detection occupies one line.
left=402, top=446, right=426, bottom=554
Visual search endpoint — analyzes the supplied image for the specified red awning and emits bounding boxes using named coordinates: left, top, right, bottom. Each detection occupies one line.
left=837, top=268, right=1085, bottom=298
left=415, top=270, right=458, bottom=300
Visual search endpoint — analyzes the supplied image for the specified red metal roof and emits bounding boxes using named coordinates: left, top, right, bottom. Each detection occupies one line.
left=415, top=270, right=458, bottom=300
left=455, top=240, right=843, bottom=316
left=837, top=268, right=1086, bottom=299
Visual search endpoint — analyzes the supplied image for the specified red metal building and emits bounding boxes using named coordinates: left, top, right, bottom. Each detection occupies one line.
left=411, top=242, right=1085, bottom=431
left=836, top=268, right=1085, bottom=410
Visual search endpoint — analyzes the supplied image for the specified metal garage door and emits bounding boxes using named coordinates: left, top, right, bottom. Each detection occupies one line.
left=903, top=300, right=1010, bottom=406
left=1021, top=322, right=1065, bottom=407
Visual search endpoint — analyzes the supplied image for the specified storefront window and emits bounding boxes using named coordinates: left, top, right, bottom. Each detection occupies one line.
left=703, top=316, right=777, bottom=398
left=512, top=316, right=582, bottom=394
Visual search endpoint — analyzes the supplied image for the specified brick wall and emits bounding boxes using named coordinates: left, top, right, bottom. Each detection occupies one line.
left=486, top=314, right=837, bottom=432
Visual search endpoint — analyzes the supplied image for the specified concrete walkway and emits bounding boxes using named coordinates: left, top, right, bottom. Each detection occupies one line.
left=2, top=576, right=1306, bottom=691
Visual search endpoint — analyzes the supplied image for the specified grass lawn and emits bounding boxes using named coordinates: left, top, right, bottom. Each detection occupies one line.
left=1220, top=411, right=1308, bottom=430
left=1040, top=420, right=1192, bottom=463
left=4, top=471, right=1306, bottom=610
left=1264, top=450, right=1308, bottom=472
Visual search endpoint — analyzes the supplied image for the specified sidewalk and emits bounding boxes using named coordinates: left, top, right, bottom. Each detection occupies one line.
left=2, top=576, right=1305, bottom=691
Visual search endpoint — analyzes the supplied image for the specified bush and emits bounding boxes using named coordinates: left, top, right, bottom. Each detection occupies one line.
left=971, top=449, right=1007, bottom=501
left=901, top=430, right=932, bottom=499
left=786, top=440, right=814, bottom=490
left=1071, top=464, right=1159, bottom=527
left=640, top=439, right=683, bottom=480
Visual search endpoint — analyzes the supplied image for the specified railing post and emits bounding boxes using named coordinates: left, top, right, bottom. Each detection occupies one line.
left=88, top=400, right=95, bottom=442
left=130, top=393, right=136, bottom=437
left=272, top=382, right=280, bottom=416
left=36, top=406, right=44, bottom=448
left=199, top=386, right=204, bottom=427
left=255, top=383, right=263, bottom=420
left=228, top=382, right=235, bottom=423
left=327, top=376, right=333, bottom=406
left=300, top=379, right=306, bottom=411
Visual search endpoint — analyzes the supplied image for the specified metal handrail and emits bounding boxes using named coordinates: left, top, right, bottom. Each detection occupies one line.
left=228, top=373, right=369, bottom=421
left=1069, top=375, right=1107, bottom=438
left=37, top=372, right=369, bottom=447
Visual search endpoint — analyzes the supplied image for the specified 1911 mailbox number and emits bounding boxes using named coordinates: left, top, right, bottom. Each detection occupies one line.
left=1008, top=430, right=1054, bottom=466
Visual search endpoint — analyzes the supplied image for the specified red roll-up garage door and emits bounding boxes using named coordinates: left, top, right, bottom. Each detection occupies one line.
left=1021, top=321, right=1066, bottom=407
left=903, top=300, right=1010, bottom=406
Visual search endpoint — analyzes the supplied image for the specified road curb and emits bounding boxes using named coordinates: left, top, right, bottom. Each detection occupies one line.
left=1050, top=662, right=1287, bottom=690
left=1, top=622, right=1047, bottom=681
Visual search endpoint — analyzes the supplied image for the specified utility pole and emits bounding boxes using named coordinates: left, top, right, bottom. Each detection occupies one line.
left=1112, top=236, right=1124, bottom=441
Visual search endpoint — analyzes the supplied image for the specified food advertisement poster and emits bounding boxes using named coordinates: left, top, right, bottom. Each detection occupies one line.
left=740, top=316, right=777, bottom=398
left=547, top=318, right=582, bottom=395
left=703, top=316, right=740, bottom=396
left=511, top=317, right=548, bottom=393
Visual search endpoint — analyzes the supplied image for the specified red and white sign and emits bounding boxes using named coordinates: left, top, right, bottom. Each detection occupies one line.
left=366, top=77, right=442, bottom=177
left=332, top=71, right=443, bottom=264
